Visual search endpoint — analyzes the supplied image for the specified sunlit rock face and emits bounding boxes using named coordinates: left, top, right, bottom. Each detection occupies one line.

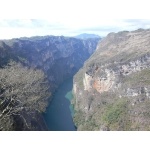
left=73, top=29, right=150, bottom=131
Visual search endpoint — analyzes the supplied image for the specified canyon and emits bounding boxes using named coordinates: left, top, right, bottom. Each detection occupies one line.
left=0, top=35, right=100, bottom=130
left=1, top=28, right=150, bottom=131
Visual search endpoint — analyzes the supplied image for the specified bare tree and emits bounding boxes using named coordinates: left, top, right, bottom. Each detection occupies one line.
left=0, top=61, right=50, bottom=130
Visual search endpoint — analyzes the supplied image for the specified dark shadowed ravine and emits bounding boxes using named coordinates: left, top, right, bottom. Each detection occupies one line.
left=43, top=78, right=76, bottom=131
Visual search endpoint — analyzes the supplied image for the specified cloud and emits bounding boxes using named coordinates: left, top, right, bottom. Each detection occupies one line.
left=0, top=19, right=150, bottom=39
left=0, top=20, right=53, bottom=28
left=0, top=19, right=70, bottom=39
left=69, top=19, right=150, bottom=37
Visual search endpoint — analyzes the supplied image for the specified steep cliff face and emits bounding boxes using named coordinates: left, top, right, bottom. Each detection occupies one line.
left=73, top=29, right=150, bottom=130
left=0, top=35, right=100, bottom=130
left=0, top=36, right=100, bottom=91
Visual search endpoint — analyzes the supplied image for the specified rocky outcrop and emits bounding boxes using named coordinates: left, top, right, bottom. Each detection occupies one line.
left=0, top=35, right=100, bottom=130
left=84, top=69, right=115, bottom=93
left=73, top=29, right=150, bottom=131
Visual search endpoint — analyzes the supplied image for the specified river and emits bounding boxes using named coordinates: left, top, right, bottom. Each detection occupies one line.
left=43, top=78, right=76, bottom=131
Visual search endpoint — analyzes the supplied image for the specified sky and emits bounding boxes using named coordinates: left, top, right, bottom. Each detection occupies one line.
left=0, top=0, right=150, bottom=39
left=1, top=0, right=150, bottom=149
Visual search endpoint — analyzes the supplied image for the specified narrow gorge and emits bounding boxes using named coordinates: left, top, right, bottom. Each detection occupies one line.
left=1, top=28, right=150, bottom=131
left=0, top=35, right=100, bottom=130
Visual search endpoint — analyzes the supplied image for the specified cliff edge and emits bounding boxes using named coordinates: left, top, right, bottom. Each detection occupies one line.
left=73, top=29, right=150, bottom=130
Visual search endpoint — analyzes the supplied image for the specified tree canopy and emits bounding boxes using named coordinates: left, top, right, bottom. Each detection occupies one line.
left=0, top=61, right=50, bottom=130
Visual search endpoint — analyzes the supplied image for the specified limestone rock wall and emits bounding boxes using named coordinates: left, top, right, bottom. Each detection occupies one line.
left=73, top=29, right=150, bottom=131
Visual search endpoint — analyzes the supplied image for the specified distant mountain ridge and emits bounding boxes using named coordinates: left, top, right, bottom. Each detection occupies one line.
left=75, top=33, right=101, bottom=39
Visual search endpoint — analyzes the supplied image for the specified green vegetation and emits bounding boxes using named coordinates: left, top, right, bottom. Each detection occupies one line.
left=122, top=69, right=150, bottom=87
left=74, top=69, right=84, bottom=88
left=101, top=99, right=131, bottom=130
left=73, top=110, right=85, bottom=127
left=73, top=29, right=150, bottom=131
left=73, top=111, right=94, bottom=130
left=73, top=98, right=131, bottom=130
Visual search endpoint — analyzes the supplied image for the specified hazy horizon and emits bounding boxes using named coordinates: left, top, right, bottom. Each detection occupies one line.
left=0, top=0, right=150, bottom=40
left=0, top=19, right=150, bottom=40
left=0, top=0, right=150, bottom=39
